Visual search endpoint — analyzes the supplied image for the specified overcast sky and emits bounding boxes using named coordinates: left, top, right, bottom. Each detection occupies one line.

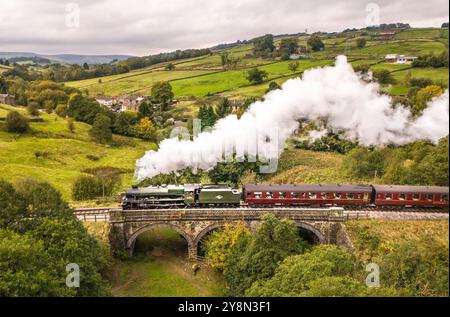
left=0, top=0, right=448, bottom=56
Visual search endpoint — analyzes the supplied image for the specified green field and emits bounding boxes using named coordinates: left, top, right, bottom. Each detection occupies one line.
left=0, top=103, right=156, bottom=201
left=63, top=27, right=449, bottom=102
left=109, top=228, right=225, bottom=297
left=172, top=59, right=333, bottom=97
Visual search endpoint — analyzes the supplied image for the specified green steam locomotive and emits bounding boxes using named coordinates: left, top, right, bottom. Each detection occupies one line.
left=122, top=184, right=241, bottom=209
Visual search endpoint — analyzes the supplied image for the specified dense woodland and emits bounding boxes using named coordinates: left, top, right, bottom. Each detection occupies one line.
left=201, top=215, right=448, bottom=297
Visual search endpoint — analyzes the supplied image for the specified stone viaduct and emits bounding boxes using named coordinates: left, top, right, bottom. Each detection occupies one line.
left=108, top=207, right=351, bottom=259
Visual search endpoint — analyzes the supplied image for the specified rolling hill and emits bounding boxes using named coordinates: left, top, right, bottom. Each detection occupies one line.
left=63, top=27, right=449, bottom=101
left=0, top=52, right=133, bottom=65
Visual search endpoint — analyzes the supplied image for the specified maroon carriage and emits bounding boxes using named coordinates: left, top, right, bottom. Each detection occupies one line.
left=372, top=185, right=449, bottom=208
left=243, top=184, right=373, bottom=207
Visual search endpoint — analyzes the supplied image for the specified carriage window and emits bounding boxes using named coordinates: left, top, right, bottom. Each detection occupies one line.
left=354, top=193, right=362, bottom=199
left=413, top=194, right=420, bottom=201
left=247, top=192, right=252, bottom=197
left=385, top=193, right=393, bottom=200
left=347, top=193, right=354, bottom=200
left=441, top=195, right=448, bottom=202
left=335, top=193, right=342, bottom=199
left=266, top=192, right=273, bottom=199
left=279, top=192, right=285, bottom=198
left=309, top=192, right=317, bottom=199
left=291, top=192, right=298, bottom=199
left=427, top=194, right=434, bottom=202
left=399, top=194, right=406, bottom=201
left=320, top=192, right=327, bottom=199
left=364, top=193, right=369, bottom=200
left=254, top=192, right=262, bottom=199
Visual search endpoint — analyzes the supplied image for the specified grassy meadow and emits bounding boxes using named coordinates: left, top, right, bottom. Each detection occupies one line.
left=63, top=27, right=448, bottom=104
left=108, top=228, right=225, bottom=297
left=0, top=103, right=156, bottom=201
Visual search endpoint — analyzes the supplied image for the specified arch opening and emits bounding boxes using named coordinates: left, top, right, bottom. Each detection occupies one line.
left=296, top=223, right=324, bottom=245
left=127, top=223, right=192, bottom=258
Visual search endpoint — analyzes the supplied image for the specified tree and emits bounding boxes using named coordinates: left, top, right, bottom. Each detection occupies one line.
left=245, top=68, right=268, bottom=84
left=197, top=105, right=218, bottom=130
left=265, top=81, right=281, bottom=94
left=374, top=240, right=449, bottom=296
left=28, top=218, right=111, bottom=296
left=307, top=35, right=325, bottom=51
left=27, top=101, right=40, bottom=116
left=202, top=223, right=250, bottom=270
left=279, top=37, right=299, bottom=56
left=165, top=63, right=175, bottom=71
left=253, top=34, right=275, bottom=57
left=0, top=179, right=25, bottom=228
left=245, top=245, right=358, bottom=296
left=14, top=178, right=73, bottom=221
left=220, top=52, right=230, bottom=69
left=356, top=38, right=367, bottom=48
left=342, top=147, right=385, bottom=180
left=208, top=159, right=258, bottom=187
left=135, top=117, right=157, bottom=141
left=0, top=77, right=8, bottom=93
left=138, top=101, right=154, bottom=119
left=55, top=104, right=67, bottom=118
left=372, top=69, right=395, bottom=84
left=412, top=85, right=444, bottom=116
left=215, top=98, right=232, bottom=118
left=44, top=100, right=54, bottom=114
left=67, top=117, right=75, bottom=133
left=288, top=61, right=300, bottom=73
left=67, top=93, right=106, bottom=125
left=113, top=111, right=138, bottom=136
left=5, top=111, right=29, bottom=133
left=89, top=113, right=112, bottom=144
left=224, top=214, right=309, bottom=296
left=0, top=229, right=64, bottom=296
left=72, top=175, right=102, bottom=201
left=151, top=81, right=174, bottom=106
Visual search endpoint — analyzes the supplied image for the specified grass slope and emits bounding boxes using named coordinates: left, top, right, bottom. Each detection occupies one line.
left=108, top=228, right=225, bottom=297
left=0, top=103, right=156, bottom=201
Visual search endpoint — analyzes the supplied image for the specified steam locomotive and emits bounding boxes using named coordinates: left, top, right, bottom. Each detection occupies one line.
left=121, top=183, right=449, bottom=210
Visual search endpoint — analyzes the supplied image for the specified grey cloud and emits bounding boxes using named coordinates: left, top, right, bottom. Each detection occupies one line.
left=0, top=0, right=448, bottom=55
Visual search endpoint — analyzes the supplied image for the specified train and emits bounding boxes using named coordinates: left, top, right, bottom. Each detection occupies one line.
left=121, top=183, right=449, bottom=210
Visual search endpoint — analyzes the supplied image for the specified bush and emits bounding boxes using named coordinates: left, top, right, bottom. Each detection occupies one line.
left=89, top=113, right=112, bottom=144
left=72, top=175, right=102, bottom=201
left=27, top=102, right=40, bottom=116
left=55, top=104, right=67, bottom=118
left=5, top=111, right=29, bottom=133
left=224, top=214, right=309, bottom=296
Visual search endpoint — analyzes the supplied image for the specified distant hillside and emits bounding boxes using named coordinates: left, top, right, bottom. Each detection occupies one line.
left=0, top=52, right=133, bottom=65
left=42, top=54, right=133, bottom=65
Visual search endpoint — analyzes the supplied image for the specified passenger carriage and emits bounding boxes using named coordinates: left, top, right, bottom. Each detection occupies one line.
left=372, top=185, right=449, bottom=208
left=243, top=184, right=373, bottom=207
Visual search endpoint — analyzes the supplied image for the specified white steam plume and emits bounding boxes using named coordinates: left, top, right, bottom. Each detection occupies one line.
left=136, top=55, right=449, bottom=180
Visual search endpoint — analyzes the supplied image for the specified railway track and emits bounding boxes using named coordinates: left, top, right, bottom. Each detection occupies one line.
left=74, top=205, right=448, bottom=222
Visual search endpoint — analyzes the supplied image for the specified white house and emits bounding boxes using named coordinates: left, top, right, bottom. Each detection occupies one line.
left=396, top=55, right=418, bottom=64
left=385, top=54, right=417, bottom=64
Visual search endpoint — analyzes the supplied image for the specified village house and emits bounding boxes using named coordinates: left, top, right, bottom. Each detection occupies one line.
left=385, top=54, right=418, bottom=64
left=0, top=93, right=16, bottom=106
left=95, top=95, right=145, bottom=112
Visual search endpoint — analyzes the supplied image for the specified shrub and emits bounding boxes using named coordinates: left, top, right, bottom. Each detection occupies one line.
left=55, top=104, right=67, bottom=118
left=72, top=175, right=102, bottom=201
left=5, top=111, right=29, bottom=133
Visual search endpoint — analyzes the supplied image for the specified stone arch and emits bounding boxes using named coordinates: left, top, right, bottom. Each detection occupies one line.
left=295, top=222, right=326, bottom=245
left=194, top=223, right=228, bottom=246
left=126, top=222, right=194, bottom=256
left=193, top=222, right=250, bottom=256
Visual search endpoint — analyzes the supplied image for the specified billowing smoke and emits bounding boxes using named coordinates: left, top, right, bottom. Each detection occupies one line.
left=135, top=55, right=449, bottom=180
